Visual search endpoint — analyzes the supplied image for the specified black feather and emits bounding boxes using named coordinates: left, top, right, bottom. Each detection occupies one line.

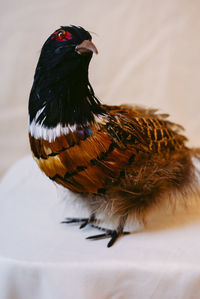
left=29, top=25, right=105, bottom=127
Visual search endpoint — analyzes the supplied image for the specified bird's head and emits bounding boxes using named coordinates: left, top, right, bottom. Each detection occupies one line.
left=37, top=26, right=98, bottom=78
left=29, top=25, right=104, bottom=129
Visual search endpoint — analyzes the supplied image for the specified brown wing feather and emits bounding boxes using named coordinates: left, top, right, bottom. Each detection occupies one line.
left=102, top=104, right=188, bottom=153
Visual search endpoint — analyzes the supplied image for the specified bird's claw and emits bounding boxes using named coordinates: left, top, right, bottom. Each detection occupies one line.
left=61, top=217, right=91, bottom=229
left=86, top=230, right=130, bottom=247
left=62, top=217, right=129, bottom=247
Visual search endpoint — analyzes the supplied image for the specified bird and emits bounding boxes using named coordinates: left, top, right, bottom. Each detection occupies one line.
left=29, top=25, right=200, bottom=247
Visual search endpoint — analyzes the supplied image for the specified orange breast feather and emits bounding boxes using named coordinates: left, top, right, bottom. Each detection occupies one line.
left=29, top=124, right=133, bottom=194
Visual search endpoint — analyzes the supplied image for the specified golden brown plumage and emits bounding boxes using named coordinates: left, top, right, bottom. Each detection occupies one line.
left=29, top=105, right=197, bottom=222
left=28, top=26, right=200, bottom=247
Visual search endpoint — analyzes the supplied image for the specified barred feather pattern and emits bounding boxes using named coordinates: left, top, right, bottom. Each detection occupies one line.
left=29, top=105, right=199, bottom=223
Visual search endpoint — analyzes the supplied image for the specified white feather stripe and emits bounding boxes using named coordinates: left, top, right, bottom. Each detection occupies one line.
left=29, top=107, right=77, bottom=141
left=28, top=120, right=79, bottom=142
left=29, top=107, right=104, bottom=141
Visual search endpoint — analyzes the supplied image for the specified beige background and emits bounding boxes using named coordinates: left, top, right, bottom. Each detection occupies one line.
left=1, top=0, right=200, bottom=178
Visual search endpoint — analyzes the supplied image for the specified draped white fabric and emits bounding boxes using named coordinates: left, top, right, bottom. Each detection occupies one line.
left=0, top=156, right=200, bottom=299
left=1, top=0, right=200, bottom=297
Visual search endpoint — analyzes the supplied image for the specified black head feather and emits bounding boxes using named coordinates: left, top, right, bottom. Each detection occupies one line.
left=29, top=25, right=104, bottom=127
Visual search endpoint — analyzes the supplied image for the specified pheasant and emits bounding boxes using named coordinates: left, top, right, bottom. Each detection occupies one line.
left=29, top=26, right=200, bottom=247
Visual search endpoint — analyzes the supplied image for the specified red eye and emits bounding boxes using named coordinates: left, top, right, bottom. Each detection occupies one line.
left=51, top=30, right=72, bottom=41
left=57, top=30, right=66, bottom=40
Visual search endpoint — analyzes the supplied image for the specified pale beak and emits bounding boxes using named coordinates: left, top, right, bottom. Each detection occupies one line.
left=75, top=40, right=98, bottom=55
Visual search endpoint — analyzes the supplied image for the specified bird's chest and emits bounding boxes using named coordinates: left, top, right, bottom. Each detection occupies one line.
left=28, top=123, right=128, bottom=194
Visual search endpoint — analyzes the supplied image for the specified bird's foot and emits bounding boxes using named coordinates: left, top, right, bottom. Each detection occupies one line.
left=62, top=216, right=129, bottom=247
left=87, top=226, right=130, bottom=248
left=61, top=215, right=95, bottom=229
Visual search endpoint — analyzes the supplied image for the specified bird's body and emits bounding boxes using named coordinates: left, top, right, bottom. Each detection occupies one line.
left=29, top=26, right=200, bottom=247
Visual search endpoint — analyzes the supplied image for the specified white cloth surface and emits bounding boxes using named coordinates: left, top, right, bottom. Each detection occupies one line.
left=1, top=156, right=200, bottom=299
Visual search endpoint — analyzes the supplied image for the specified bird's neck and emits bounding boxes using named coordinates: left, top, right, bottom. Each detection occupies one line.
left=29, top=73, right=105, bottom=141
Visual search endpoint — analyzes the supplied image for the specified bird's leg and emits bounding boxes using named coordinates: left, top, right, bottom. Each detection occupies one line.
left=86, top=215, right=129, bottom=247
left=61, top=213, right=96, bottom=229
